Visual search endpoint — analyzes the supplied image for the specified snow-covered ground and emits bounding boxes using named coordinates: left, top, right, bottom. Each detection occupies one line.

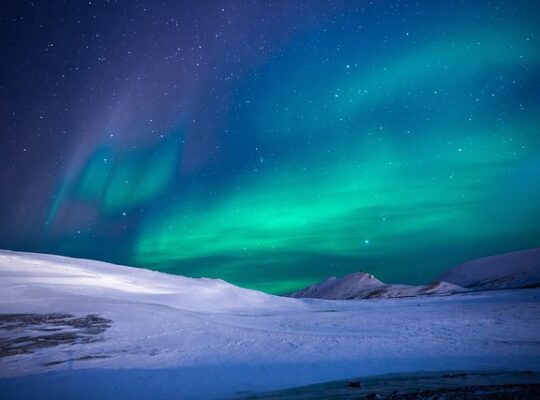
left=1, top=250, right=539, bottom=399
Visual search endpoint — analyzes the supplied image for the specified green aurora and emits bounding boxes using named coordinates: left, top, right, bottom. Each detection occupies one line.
left=2, top=1, right=540, bottom=294
left=133, top=13, right=540, bottom=293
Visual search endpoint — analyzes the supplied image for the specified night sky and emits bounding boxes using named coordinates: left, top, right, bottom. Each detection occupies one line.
left=1, top=1, right=540, bottom=294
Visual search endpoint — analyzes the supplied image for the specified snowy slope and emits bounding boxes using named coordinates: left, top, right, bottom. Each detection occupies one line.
left=289, top=272, right=465, bottom=300
left=1, top=250, right=540, bottom=400
left=439, top=248, right=540, bottom=290
left=0, top=250, right=300, bottom=313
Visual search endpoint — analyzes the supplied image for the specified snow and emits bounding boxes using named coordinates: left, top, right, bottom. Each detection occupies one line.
left=439, top=247, right=540, bottom=290
left=1, top=250, right=539, bottom=399
left=0, top=250, right=301, bottom=313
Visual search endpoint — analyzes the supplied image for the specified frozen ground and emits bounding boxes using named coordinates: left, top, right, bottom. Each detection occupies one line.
left=0, top=250, right=539, bottom=399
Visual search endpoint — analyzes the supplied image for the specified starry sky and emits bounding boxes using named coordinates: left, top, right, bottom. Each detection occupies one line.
left=1, top=0, right=540, bottom=294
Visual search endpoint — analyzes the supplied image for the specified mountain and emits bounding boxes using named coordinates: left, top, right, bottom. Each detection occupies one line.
left=289, top=248, right=540, bottom=300
left=289, top=272, right=384, bottom=299
left=289, top=272, right=465, bottom=300
left=438, top=247, right=540, bottom=290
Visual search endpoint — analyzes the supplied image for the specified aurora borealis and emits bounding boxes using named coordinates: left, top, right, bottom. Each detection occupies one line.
left=1, top=1, right=539, bottom=293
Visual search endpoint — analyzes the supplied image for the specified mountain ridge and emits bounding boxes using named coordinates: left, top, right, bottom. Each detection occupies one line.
left=289, top=248, right=540, bottom=300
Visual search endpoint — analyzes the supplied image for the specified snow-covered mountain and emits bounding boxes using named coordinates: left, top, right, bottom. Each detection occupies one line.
left=439, top=247, right=540, bottom=290
left=1, top=249, right=539, bottom=400
left=289, top=272, right=465, bottom=300
left=289, top=248, right=540, bottom=300
left=289, top=272, right=384, bottom=299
